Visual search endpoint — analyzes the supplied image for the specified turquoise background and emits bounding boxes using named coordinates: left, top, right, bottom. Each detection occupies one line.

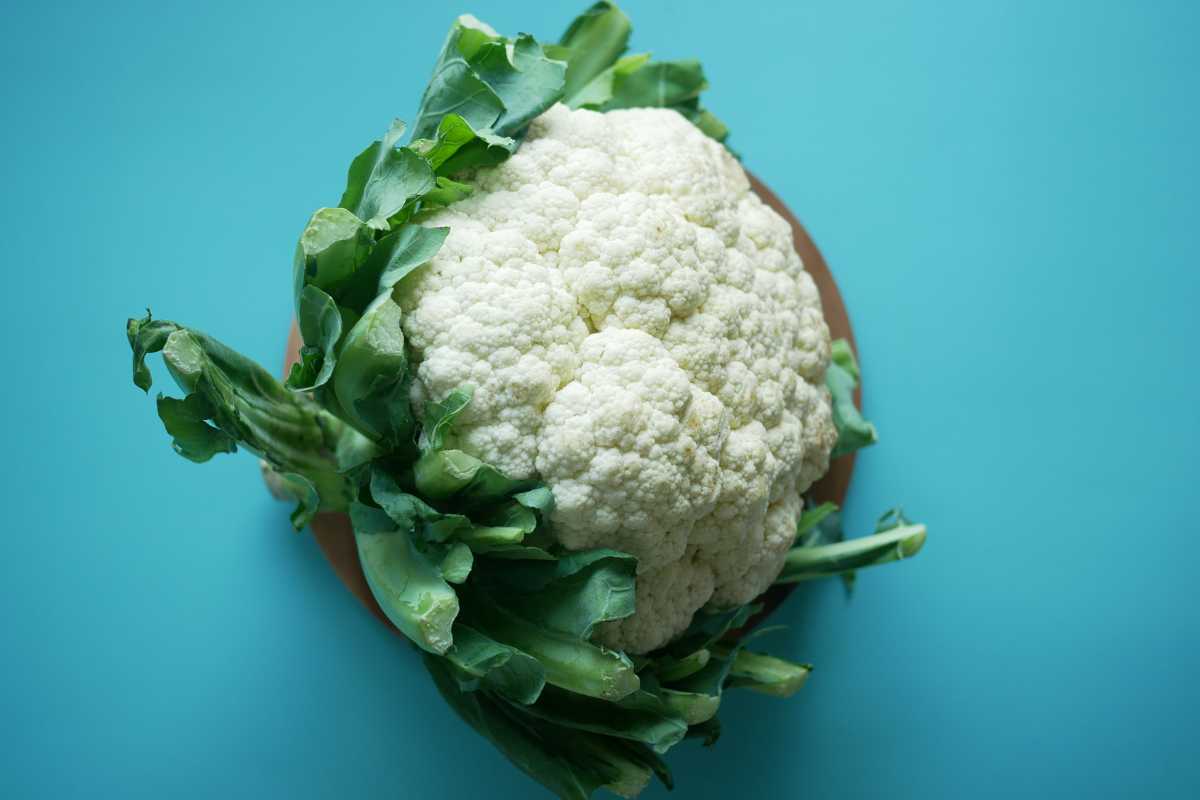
left=3, top=0, right=1198, bottom=797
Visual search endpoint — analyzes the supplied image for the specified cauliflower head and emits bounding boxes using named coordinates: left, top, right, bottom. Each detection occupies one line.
left=397, top=104, right=837, bottom=653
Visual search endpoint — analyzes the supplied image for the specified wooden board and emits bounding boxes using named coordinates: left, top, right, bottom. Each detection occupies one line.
left=282, top=172, right=859, bottom=636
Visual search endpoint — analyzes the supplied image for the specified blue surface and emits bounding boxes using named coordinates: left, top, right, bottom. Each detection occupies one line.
left=3, top=1, right=1198, bottom=797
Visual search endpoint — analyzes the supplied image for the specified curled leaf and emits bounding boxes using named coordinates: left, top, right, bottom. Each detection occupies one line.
left=340, top=121, right=436, bottom=229
left=155, top=393, right=236, bottom=463
left=557, top=1, right=632, bottom=102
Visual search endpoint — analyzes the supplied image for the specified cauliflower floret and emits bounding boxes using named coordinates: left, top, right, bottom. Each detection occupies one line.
left=398, top=104, right=836, bottom=652
left=398, top=218, right=589, bottom=478
left=559, top=192, right=716, bottom=336
left=596, top=550, right=716, bottom=655
left=536, top=328, right=727, bottom=576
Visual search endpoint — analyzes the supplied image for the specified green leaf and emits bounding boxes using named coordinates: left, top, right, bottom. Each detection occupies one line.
left=440, top=542, right=474, bottom=584
left=424, top=653, right=607, bottom=800
left=261, top=467, right=322, bottom=530
left=460, top=581, right=639, bottom=701
left=568, top=48, right=729, bottom=144
left=458, top=522, right=527, bottom=549
left=474, top=544, right=558, bottom=561
left=127, top=313, right=179, bottom=393
left=557, top=727, right=665, bottom=799
left=348, top=370, right=417, bottom=461
left=340, top=121, right=436, bottom=230
left=412, top=16, right=565, bottom=174
left=483, top=549, right=631, bottom=598
left=425, top=653, right=669, bottom=800
left=443, top=623, right=546, bottom=705
left=155, top=393, right=237, bottom=462
left=126, top=314, right=364, bottom=512
left=292, top=208, right=374, bottom=296
left=287, top=208, right=376, bottom=389
left=421, top=176, right=474, bottom=209
left=798, top=499, right=852, bottom=590
left=723, top=650, right=812, bottom=698
left=514, top=485, right=555, bottom=518
left=875, top=507, right=912, bottom=532
left=449, top=494, right=549, bottom=552
left=676, top=103, right=730, bottom=143
left=421, top=387, right=473, bottom=452
left=654, top=648, right=711, bottom=683
left=520, top=685, right=688, bottom=754
left=656, top=651, right=737, bottom=725
left=471, top=34, right=566, bottom=137
left=602, top=59, right=707, bottom=110
left=828, top=338, right=879, bottom=457
left=286, top=284, right=342, bottom=391
left=474, top=500, right=537, bottom=536
left=412, top=114, right=493, bottom=172
left=657, top=686, right=721, bottom=726
left=350, top=502, right=459, bottom=654
left=665, top=650, right=734, bottom=695
left=410, top=113, right=515, bottom=178
left=331, top=420, right=380, bottom=474
left=776, top=521, right=927, bottom=584
left=369, top=468, right=473, bottom=543
left=330, top=293, right=410, bottom=443
left=448, top=17, right=498, bottom=61
left=569, top=52, right=649, bottom=109
left=413, top=59, right=504, bottom=142
left=274, top=470, right=321, bottom=530
left=439, top=132, right=515, bottom=177
left=412, top=18, right=506, bottom=141
left=413, top=449, right=538, bottom=504
left=371, top=223, right=449, bottom=296
left=557, top=1, right=632, bottom=102
left=477, top=549, right=637, bottom=639
left=331, top=222, right=449, bottom=314
left=791, top=503, right=923, bottom=593
left=796, top=500, right=841, bottom=546
left=662, top=652, right=734, bottom=695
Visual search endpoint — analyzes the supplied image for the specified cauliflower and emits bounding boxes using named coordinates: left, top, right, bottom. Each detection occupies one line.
left=399, top=104, right=837, bottom=652
left=126, top=5, right=922, bottom=796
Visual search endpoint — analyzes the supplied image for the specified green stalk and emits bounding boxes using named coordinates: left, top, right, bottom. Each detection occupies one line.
left=127, top=315, right=368, bottom=516
left=657, top=688, right=720, bottom=726
left=442, top=623, right=545, bottom=705
left=351, top=504, right=459, bottom=655
left=517, top=686, right=687, bottom=754
left=777, top=524, right=927, bottom=584
left=462, top=585, right=639, bottom=702
left=723, top=650, right=813, bottom=698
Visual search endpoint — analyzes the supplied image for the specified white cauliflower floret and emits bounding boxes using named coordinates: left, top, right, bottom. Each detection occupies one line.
left=398, top=219, right=589, bottom=478
left=398, top=104, right=837, bottom=652
left=559, top=192, right=717, bottom=336
left=536, top=329, right=727, bottom=576
left=596, top=552, right=716, bottom=655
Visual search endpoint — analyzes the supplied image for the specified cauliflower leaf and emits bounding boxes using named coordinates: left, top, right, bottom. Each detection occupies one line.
left=828, top=337, right=880, bottom=457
